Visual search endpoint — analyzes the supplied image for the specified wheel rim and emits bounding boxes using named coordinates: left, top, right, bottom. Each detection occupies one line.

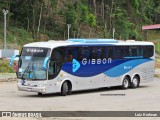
left=124, top=79, right=129, bottom=88
left=65, top=83, right=69, bottom=92
left=66, top=86, right=68, bottom=92
left=132, top=78, right=138, bottom=86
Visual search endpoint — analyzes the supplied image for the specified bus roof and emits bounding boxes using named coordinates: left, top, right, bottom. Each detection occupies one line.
left=23, top=39, right=154, bottom=49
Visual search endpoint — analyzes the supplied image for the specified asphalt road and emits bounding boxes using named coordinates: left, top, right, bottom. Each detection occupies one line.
left=0, top=77, right=160, bottom=120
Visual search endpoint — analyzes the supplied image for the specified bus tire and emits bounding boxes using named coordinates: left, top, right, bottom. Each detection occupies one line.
left=121, top=76, right=129, bottom=89
left=61, top=82, right=68, bottom=96
left=67, top=90, right=72, bottom=95
left=38, top=92, right=42, bottom=96
left=131, top=76, right=140, bottom=88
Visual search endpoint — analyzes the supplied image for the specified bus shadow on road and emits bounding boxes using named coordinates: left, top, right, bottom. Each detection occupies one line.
left=70, top=85, right=150, bottom=96
left=23, top=85, right=150, bottom=98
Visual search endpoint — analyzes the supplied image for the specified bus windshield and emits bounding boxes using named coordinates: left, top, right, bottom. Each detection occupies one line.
left=17, top=47, right=51, bottom=80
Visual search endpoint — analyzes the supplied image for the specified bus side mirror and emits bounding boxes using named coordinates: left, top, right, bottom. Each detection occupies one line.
left=43, top=57, right=50, bottom=70
left=10, top=55, right=19, bottom=67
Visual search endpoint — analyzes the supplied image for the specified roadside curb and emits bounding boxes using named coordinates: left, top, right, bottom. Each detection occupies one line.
left=0, top=73, right=17, bottom=82
left=154, top=74, right=160, bottom=77
left=0, top=78, right=17, bottom=82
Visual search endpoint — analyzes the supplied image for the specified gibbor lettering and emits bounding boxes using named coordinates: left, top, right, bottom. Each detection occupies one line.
left=82, top=58, right=112, bottom=65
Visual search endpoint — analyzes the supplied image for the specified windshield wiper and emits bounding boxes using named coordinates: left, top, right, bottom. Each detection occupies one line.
left=21, top=64, right=30, bottom=80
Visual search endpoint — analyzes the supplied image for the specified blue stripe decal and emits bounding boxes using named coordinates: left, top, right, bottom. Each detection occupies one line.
left=124, top=56, right=143, bottom=59
left=104, top=59, right=152, bottom=77
left=66, top=44, right=115, bottom=47
left=62, top=59, right=152, bottom=77
left=67, top=39, right=118, bottom=43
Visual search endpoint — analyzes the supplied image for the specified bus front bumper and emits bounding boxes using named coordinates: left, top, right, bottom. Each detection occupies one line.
left=17, top=84, right=47, bottom=93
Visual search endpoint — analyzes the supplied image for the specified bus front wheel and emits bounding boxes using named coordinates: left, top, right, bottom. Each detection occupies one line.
left=121, top=77, right=130, bottom=89
left=38, top=92, right=43, bottom=96
left=61, top=82, right=68, bottom=96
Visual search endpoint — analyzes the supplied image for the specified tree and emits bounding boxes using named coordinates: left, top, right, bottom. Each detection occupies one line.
left=37, top=1, right=44, bottom=39
left=1, top=0, right=160, bottom=42
left=65, top=4, right=77, bottom=38
left=76, top=3, right=89, bottom=38
left=87, top=13, right=96, bottom=38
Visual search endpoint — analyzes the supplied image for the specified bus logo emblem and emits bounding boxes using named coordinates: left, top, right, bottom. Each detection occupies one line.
left=72, top=59, right=80, bottom=73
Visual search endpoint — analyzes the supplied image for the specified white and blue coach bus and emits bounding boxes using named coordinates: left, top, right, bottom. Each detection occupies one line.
left=10, top=39, right=154, bottom=96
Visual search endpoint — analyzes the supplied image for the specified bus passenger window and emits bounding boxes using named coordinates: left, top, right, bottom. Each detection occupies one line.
left=67, top=50, right=73, bottom=62
left=142, top=46, right=153, bottom=58
left=65, top=48, right=78, bottom=62
left=129, top=46, right=138, bottom=57
left=132, top=48, right=137, bottom=56
left=123, top=47, right=129, bottom=57
left=51, top=48, right=63, bottom=62
left=116, top=47, right=124, bottom=59
left=108, top=48, right=114, bottom=59
left=72, top=48, right=78, bottom=60
left=92, top=47, right=97, bottom=59
left=97, top=47, right=104, bottom=58
left=79, top=47, right=90, bottom=60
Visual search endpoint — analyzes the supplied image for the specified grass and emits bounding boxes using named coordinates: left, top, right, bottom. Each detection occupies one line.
left=155, top=43, right=160, bottom=53
left=0, top=59, right=14, bottom=73
left=0, top=25, right=35, bottom=49
left=155, top=58, right=160, bottom=69
left=146, top=31, right=160, bottom=53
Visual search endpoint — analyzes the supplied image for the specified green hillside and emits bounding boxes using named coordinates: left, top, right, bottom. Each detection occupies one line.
left=0, top=25, right=34, bottom=49
left=0, top=0, right=160, bottom=51
left=0, top=0, right=160, bottom=73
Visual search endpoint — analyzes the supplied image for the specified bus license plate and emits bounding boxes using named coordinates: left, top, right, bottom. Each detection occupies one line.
left=27, top=88, right=32, bottom=91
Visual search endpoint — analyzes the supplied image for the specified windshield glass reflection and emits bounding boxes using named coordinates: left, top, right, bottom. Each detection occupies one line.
left=18, top=47, right=50, bottom=80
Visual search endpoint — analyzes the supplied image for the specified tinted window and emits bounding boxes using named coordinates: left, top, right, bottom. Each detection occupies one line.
left=116, top=46, right=126, bottom=59
left=142, top=46, right=154, bottom=58
left=63, top=47, right=79, bottom=62
left=91, top=47, right=105, bottom=59
left=51, top=48, right=64, bottom=62
left=78, top=47, right=90, bottom=61
left=107, top=47, right=114, bottom=59
left=129, top=46, right=139, bottom=57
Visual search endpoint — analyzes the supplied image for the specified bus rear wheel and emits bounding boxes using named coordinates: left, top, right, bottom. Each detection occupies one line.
left=131, top=76, right=140, bottom=88
left=121, top=77, right=130, bottom=89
